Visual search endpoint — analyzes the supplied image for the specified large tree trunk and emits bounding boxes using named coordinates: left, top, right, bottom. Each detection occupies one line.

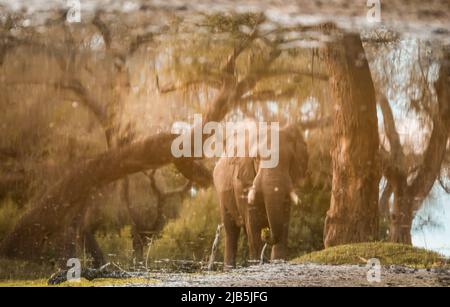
left=323, top=33, right=381, bottom=248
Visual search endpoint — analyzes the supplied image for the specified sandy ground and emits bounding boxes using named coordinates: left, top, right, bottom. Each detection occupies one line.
left=124, top=263, right=450, bottom=287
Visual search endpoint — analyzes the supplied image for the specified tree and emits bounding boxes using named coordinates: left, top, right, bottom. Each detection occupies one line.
left=0, top=12, right=295, bottom=261
left=323, top=32, right=381, bottom=247
left=379, top=47, right=450, bottom=244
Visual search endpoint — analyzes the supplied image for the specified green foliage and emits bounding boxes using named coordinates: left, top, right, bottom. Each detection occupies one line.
left=288, top=184, right=330, bottom=257
left=293, top=242, right=447, bottom=268
left=147, top=188, right=221, bottom=262
left=287, top=130, right=332, bottom=257
left=96, top=226, right=134, bottom=264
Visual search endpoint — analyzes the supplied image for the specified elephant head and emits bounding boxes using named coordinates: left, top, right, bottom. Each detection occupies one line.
left=248, top=124, right=308, bottom=204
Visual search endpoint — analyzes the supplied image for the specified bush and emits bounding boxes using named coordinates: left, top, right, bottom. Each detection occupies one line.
left=147, top=188, right=222, bottom=262
left=95, top=226, right=134, bottom=265
left=288, top=184, right=330, bottom=258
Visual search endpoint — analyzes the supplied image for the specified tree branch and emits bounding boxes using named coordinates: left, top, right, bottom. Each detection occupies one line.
left=378, top=93, right=404, bottom=165
left=379, top=181, right=393, bottom=218
left=407, top=51, right=450, bottom=200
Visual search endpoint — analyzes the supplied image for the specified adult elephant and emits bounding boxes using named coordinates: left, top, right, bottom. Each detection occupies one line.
left=213, top=123, right=308, bottom=268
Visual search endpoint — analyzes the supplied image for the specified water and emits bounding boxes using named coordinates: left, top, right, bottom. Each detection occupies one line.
left=412, top=185, right=450, bottom=257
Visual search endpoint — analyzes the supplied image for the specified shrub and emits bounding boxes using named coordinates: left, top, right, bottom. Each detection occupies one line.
left=288, top=184, right=330, bottom=258
left=146, top=188, right=222, bottom=262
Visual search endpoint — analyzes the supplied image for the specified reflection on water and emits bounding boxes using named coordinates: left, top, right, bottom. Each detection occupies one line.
left=0, top=0, right=449, bottom=274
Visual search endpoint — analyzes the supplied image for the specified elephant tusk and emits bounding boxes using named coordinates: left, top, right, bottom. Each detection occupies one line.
left=247, top=187, right=256, bottom=204
left=290, top=191, right=300, bottom=205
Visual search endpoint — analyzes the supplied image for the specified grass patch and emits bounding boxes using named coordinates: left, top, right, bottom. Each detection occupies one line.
left=147, top=188, right=221, bottom=262
left=292, top=242, right=448, bottom=268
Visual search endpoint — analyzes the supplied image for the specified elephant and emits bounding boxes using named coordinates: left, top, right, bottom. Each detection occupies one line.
left=213, top=123, right=308, bottom=268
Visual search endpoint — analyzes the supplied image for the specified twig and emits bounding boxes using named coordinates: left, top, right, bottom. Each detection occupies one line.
left=208, top=224, right=224, bottom=271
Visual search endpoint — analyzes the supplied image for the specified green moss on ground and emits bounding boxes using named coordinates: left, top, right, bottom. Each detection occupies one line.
left=292, top=242, right=448, bottom=268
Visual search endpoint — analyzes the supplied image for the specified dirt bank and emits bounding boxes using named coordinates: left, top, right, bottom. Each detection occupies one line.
left=124, top=263, right=450, bottom=287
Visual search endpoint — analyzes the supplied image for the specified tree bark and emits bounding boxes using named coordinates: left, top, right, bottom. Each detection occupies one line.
left=379, top=181, right=393, bottom=220
left=389, top=175, right=413, bottom=244
left=323, top=33, right=380, bottom=248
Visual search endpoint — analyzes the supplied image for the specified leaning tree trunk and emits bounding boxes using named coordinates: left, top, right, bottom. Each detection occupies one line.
left=0, top=133, right=175, bottom=260
left=323, top=33, right=381, bottom=248
left=0, top=82, right=236, bottom=260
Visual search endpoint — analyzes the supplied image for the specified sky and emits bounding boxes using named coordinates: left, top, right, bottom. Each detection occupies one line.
left=412, top=185, right=450, bottom=257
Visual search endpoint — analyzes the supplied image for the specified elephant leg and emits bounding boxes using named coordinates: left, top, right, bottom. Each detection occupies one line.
left=245, top=204, right=263, bottom=261
left=223, top=219, right=240, bottom=269
left=264, top=192, right=291, bottom=260
left=233, top=181, right=263, bottom=262
left=219, top=191, right=240, bottom=269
